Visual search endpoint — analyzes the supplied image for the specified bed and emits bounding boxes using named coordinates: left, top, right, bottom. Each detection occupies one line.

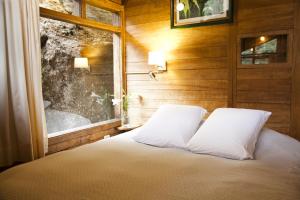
left=0, top=128, right=300, bottom=200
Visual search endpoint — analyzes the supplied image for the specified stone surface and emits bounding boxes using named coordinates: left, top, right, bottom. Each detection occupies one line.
left=40, top=0, right=115, bottom=134
left=45, top=109, right=92, bottom=133
left=40, top=0, right=80, bottom=15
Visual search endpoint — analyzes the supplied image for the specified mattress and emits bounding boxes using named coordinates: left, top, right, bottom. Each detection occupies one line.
left=0, top=130, right=300, bottom=200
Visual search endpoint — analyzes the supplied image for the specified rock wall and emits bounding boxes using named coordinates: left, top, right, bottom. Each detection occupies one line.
left=40, top=0, right=80, bottom=15
left=40, top=0, right=115, bottom=126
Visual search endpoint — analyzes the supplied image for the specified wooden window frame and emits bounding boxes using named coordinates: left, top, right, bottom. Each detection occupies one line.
left=40, top=0, right=126, bottom=138
left=237, top=30, right=293, bottom=69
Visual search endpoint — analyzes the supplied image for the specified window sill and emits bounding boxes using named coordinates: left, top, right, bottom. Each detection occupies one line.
left=48, top=118, right=121, bottom=138
left=47, top=119, right=121, bottom=154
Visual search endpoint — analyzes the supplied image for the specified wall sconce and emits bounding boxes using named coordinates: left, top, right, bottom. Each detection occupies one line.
left=148, top=51, right=167, bottom=71
left=74, top=57, right=90, bottom=71
left=148, top=51, right=167, bottom=80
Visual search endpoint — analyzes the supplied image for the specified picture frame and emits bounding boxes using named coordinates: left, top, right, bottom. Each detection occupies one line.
left=171, top=0, right=233, bottom=29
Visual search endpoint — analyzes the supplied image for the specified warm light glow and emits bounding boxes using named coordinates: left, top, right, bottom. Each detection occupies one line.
left=147, top=29, right=181, bottom=52
left=260, top=36, right=266, bottom=42
left=74, top=57, right=89, bottom=69
left=177, top=2, right=185, bottom=11
left=148, top=51, right=166, bottom=71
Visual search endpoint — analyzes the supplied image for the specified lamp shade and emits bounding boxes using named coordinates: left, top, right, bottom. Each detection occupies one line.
left=148, top=51, right=166, bottom=70
left=74, top=57, right=89, bottom=69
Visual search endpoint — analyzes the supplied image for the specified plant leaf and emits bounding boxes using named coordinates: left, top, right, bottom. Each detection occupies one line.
left=180, top=0, right=190, bottom=18
left=192, top=0, right=200, bottom=9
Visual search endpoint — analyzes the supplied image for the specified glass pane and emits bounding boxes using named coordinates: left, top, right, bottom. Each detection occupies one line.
left=241, top=48, right=253, bottom=56
left=255, top=39, right=277, bottom=54
left=86, top=4, right=120, bottom=26
left=40, top=17, right=117, bottom=134
left=254, top=58, right=269, bottom=65
left=241, top=34, right=288, bottom=65
left=39, top=0, right=81, bottom=16
left=241, top=58, right=253, bottom=65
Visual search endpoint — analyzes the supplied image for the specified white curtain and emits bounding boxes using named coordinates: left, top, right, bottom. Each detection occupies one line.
left=0, top=0, right=47, bottom=167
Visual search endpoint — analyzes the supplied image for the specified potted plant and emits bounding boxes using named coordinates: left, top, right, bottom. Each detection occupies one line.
left=112, top=90, right=129, bottom=125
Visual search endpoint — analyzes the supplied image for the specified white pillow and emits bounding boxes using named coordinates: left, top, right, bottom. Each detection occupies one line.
left=255, top=128, right=300, bottom=171
left=133, top=104, right=207, bottom=149
left=187, top=108, right=271, bottom=160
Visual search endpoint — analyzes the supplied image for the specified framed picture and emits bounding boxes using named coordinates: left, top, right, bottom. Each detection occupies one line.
left=171, top=0, right=233, bottom=28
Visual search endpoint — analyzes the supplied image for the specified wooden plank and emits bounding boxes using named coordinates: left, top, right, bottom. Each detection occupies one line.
left=127, top=79, right=228, bottom=90
left=81, top=0, right=86, bottom=18
left=126, top=58, right=228, bottom=73
left=40, top=7, right=121, bottom=33
left=113, top=32, right=122, bottom=118
left=228, top=1, right=238, bottom=107
left=292, top=0, right=300, bottom=140
left=48, top=119, right=121, bottom=145
left=126, top=12, right=168, bottom=26
left=129, top=99, right=227, bottom=111
left=237, top=67, right=291, bottom=80
left=126, top=28, right=229, bottom=48
left=236, top=90, right=290, bottom=104
left=238, top=0, right=294, bottom=10
left=129, top=68, right=228, bottom=80
left=86, top=0, right=124, bottom=12
left=121, top=10, right=127, bottom=92
left=111, top=0, right=122, bottom=5
left=237, top=79, right=291, bottom=92
left=238, top=3, right=294, bottom=33
left=125, top=1, right=169, bottom=18
left=128, top=89, right=228, bottom=101
left=126, top=44, right=229, bottom=62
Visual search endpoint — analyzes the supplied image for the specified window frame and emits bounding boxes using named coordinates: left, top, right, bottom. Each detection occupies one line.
left=40, top=0, right=126, bottom=138
left=237, top=30, right=292, bottom=69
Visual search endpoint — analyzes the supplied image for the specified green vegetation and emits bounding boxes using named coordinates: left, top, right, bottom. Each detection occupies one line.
left=179, top=0, right=224, bottom=19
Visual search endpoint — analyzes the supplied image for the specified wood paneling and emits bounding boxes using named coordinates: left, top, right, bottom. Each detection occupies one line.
left=48, top=119, right=121, bottom=154
left=125, top=0, right=230, bottom=126
left=111, top=0, right=122, bottom=5
left=293, top=0, right=300, bottom=140
left=87, top=0, right=124, bottom=12
left=125, top=0, right=299, bottom=140
left=235, top=1, right=294, bottom=135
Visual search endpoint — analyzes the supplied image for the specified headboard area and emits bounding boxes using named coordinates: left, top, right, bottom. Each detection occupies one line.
left=124, top=0, right=300, bottom=141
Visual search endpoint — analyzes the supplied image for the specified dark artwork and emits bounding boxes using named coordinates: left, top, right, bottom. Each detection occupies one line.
left=179, top=0, right=209, bottom=19
left=172, top=0, right=232, bottom=28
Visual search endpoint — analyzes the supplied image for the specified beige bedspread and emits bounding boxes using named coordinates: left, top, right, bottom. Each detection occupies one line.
left=0, top=137, right=300, bottom=200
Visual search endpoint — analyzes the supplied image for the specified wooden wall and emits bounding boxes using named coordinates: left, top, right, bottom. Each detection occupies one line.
left=48, top=119, right=121, bottom=154
left=234, top=0, right=294, bottom=135
left=294, top=0, right=300, bottom=140
left=125, top=0, right=300, bottom=140
left=111, top=0, right=122, bottom=4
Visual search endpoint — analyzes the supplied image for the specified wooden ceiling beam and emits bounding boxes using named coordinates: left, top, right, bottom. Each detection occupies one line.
left=86, top=0, right=124, bottom=12
left=40, top=7, right=121, bottom=33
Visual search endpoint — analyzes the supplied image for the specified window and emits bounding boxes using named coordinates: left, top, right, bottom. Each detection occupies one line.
left=240, top=34, right=288, bottom=65
left=40, top=0, right=123, bottom=135
left=86, top=4, right=120, bottom=26
left=39, top=0, right=81, bottom=16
